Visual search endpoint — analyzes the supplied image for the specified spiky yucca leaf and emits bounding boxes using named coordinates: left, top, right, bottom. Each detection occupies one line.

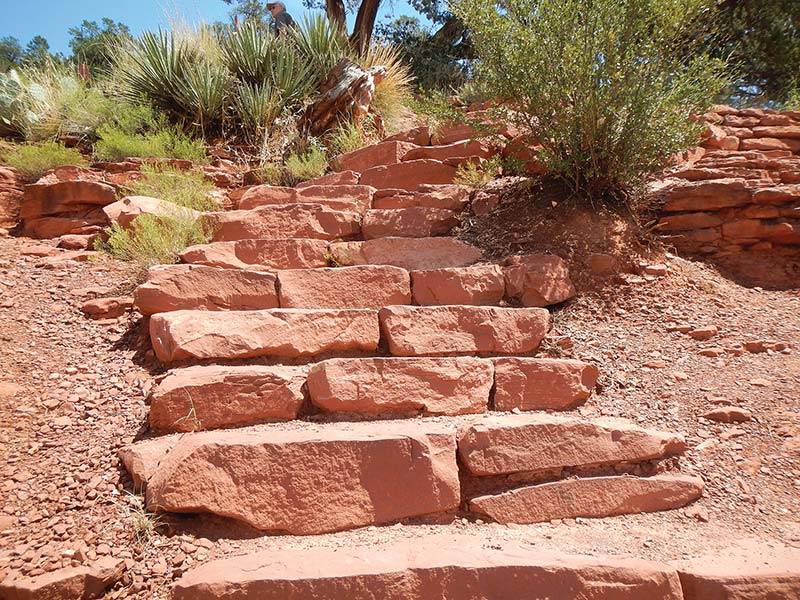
left=233, top=81, right=283, bottom=142
left=221, top=21, right=278, bottom=85
left=175, top=60, right=231, bottom=132
left=292, top=14, right=346, bottom=86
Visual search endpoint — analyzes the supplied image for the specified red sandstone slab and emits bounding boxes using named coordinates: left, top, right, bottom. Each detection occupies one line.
left=149, top=308, right=379, bottom=362
left=277, top=265, right=410, bottom=309
left=661, top=179, right=752, bottom=212
left=21, top=180, right=116, bottom=220
left=296, top=184, right=375, bottom=213
left=458, top=414, right=686, bottom=476
left=384, top=125, right=432, bottom=146
left=362, top=207, right=459, bottom=239
left=503, top=254, right=576, bottom=307
left=134, top=265, right=278, bottom=315
left=338, top=141, right=419, bottom=174
left=411, top=265, right=505, bottom=305
left=0, top=557, right=125, bottom=600
left=470, top=474, right=704, bottom=523
left=148, top=365, right=306, bottom=432
left=235, top=185, right=295, bottom=209
left=171, top=534, right=684, bottom=600
left=118, top=436, right=178, bottom=492
left=402, top=139, right=495, bottom=162
left=296, top=170, right=360, bottom=187
left=492, top=357, right=598, bottom=411
left=657, top=212, right=725, bottom=232
left=144, top=421, right=460, bottom=534
left=329, top=237, right=482, bottom=271
left=741, top=137, right=800, bottom=152
left=380, top=305, right=549, bottom=356
left=752, top=125, right=800, bottom=139
left=307, top=357, right=493, bottom=416
left=180, top=238, right=329, bottom=270
left=206, top=204, right=360, bottom=242
left=359, top=159, right=457, bottom=191
left=371, top=185, right=470, bottom=210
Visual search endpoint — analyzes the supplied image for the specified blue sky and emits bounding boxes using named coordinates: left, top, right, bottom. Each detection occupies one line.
left=0, top=0, right=421, bottom=55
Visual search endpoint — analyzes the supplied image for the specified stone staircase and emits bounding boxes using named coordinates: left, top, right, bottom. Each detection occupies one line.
left=110, top=130, right=720, bottom=598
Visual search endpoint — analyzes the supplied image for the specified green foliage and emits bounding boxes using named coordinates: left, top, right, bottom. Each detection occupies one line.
left=0, top=37, right=23, bottom=72
left=23, top=36, right=57, bottom=69
left=0, top=141, right=86, bottom=181
left=125, top=163, right=217, bottom=211
left=326, top=120, right=376, bottom=155
left=94, top=124, right=207, bottom=163
left=453, top=0, right=728, bottom=202
left=357, top=45, right=415, bottom=135
left=409, top=88, right=464, bottom=134
left=284, top=144, right=327, bottom=184
left=68, top=19, right=132, bottom=76
left=291, top=14, right=346, bottom=87
left=97, top=210, right=213, bottom=269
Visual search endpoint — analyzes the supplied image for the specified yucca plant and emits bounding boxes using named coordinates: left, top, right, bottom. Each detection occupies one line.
left=175, top=61, right=231, bottom=135
left=233, top=81, right=282, bottom=143
left=292, top=14, right=346, bottom=87
left=221, top=21, right=277, bottom=84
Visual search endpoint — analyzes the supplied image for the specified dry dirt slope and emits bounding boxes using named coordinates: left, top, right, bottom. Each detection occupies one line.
left=0, top=232, right=798, bottom=598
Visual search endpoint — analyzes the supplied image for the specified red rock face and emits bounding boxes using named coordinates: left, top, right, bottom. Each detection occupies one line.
left=338, top=141, right=419, bottom=174
left=329, top=237, right=482, bottom=271
left=149, top=308, right=379, bottom=361
left=276, top=265, right=411, bottom=309
left=503, top=254, right=576, bottom=307
left=171, top=534, right=685, bottom=600
left=492, top=357, right=598, bottom=411
left=21, top=180, right=116, bottom=221
left=360, top=160, right=457, bottom=191
left=148, top=365, right=306, bottom=432
left=458, top=414, right=686, bottom=476
left=180, top=238, right=329, bottom=270
left=206, top=204, right=361, bottom=242
left=307, top=357, right=493, bottom=416
left=379, top=305, right=550, bottom=356
left=362, top=207, right=459, bottom=239
left=144, top=422, right=460, bottom=534
left=411, top=265, right=505, bottom=306
left=469, top=474, right=704, bottom=523
left=134, top=265, right=278, bottom=315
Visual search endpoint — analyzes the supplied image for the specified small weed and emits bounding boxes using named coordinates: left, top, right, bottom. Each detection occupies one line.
left=284, top=145, right=327, bottom=185
left=125, top=163, right=218, bottom=211
left=326, top=120, right=376, bottom=156
left=121, top=492, right=165, bottom=550
left=1, top=141, right=87, bottom=181
left=173, top=390, right=203, bottom=431
left=453, top=157, right=502, bottom=188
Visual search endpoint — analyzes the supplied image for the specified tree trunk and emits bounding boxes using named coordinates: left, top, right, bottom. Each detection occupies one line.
left=325, top=0, right=347, bottom=34
left=349, top=0, right=381, bottom=54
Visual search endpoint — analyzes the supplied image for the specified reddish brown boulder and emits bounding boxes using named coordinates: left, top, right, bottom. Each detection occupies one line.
left=470, top=474, right=704, bottom=523
left=372, top=185, right=470, bottom=210
left=206, top=204, right=360, bottom=242
left=384, top=125, right=432, bottom=146
left=103, top=196, right=201, bottom=229
left=492, top=358, right=598, bottom=411
left=144, top=421, right=460, bottom=534
left=362, top=207, right=458, bottom=239
left=172, top=534, right=684, bottom=600
left=118, top=436, right=178, bottom=492
left=277, top=265, right=410, bottom=309
left=180, top=238, right=329, bottom=270
left=57, top=233, right=98, bottom=250
left=329, top=237, right=482, bottom=271
left=458, top=414, right=686, bottom=476
left=0, top=557, right=125, bottom=600
left=81, top=296, right=133, bottom=319
left=503, top=254, right=576, bottom=307
left=150, top=308, right=379, bottom=361
left=359, top=159, right=457, bottom=191
left=338, top=141, right=419, bottom=174
left=134, top=265, right=278, bottom=315
left=380, top=305, right=549, bottom=356
left=411, top=265, right=505, bottom=305
left=22, top=217, right=106, bottom=238
left=296, top=170, right=360, bottom=188
left=149, top=365, right=306, bottom=432
left=21, top=180, right=116, bottom=220
left=661, top=179, right=752, bottom=212
left=307, top=357, right=493, bottom=416
left=702, top=406, right=752, bottom=423
left=402, top=139, right=494, bottom=162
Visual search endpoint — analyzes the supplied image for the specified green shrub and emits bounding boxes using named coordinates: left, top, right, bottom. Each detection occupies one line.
left=96, top=210, right=213, bottom=270
left=125, top=163, right=217, bottom=211
left=1, top=141, right=87, bottom=180
left=452, top=0, right=728, bottom=202
left=326, top=120, right=376, bottom=155
left=284, top=145, right=327, bottom=184
left=93, top=125, right=207, bottom=163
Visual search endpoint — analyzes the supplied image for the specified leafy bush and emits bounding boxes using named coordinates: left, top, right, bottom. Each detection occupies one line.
left=125, top=163, right=217, bottom=211
left=1, top=141, right=87, bottom=180
left=96, top=209, right=213, bottom=270
left=284, top=145, right=327, bottom=184
left=452, top=0, right=728, bottom=201
left=93, top=125, right=207, bottom=163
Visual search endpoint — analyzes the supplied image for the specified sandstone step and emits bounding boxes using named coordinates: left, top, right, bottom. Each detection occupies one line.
left=402, top=138, right=495, bottom=162
left=469, top=474, right=704, bottom=524
left=131, top=421, right=459, bottom=534
left=503, top=253, right=576, bottom=307
left=492, top=357, right=599, bottom=411
left=362, top=207, right=459, bottom=239
left=295, top=170, right=359, bottom=188
left=306, top=357, right=493, bottom=417
left=148, top=365, right=307, bottom=433
left=237, top=184, right=375, bottom=213
left=205, top=204, right=360, bottom=242
left=372, top=184, right=470, bottom=210
left=338, top=140, right=419, bottom=174
left=20, top=180, right=117, bottom=220
left=134, top=265, right=278, bottom=315
left=660, top=178, right=752, bottom=212
left=458, top=414, right=686, bottom=477
left=276, top=265, right=410, bottom=309
left=149, top=309, right=379, bottom=362
left=180, top=238, right=329, bottom=270
left=379, top=305, right=549, bottom=356
left=411, top=265, right=505, bottom=305
left=359, top=159, right=457, bottom=191
left=329, top=237, right=482, bottom=271
left=171, top=533, right=685, bottom=599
